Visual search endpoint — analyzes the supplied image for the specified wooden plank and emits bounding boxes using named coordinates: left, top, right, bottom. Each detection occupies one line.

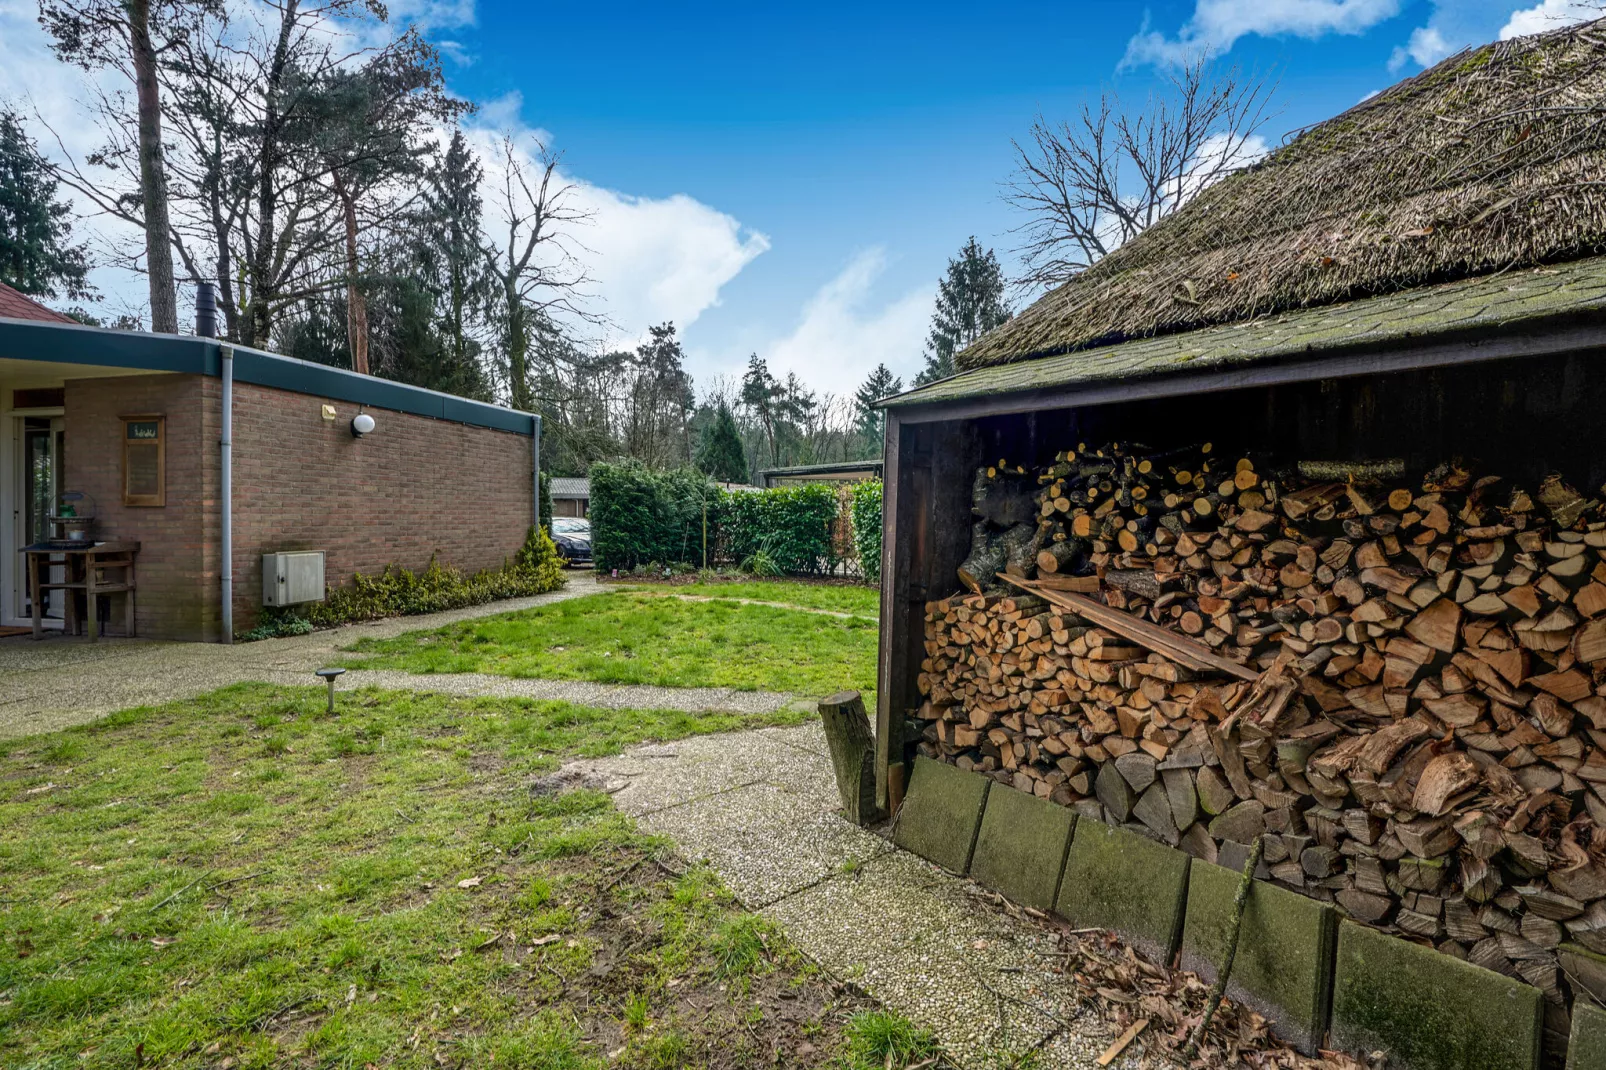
left=1000, top=574, right=1260, bottom=682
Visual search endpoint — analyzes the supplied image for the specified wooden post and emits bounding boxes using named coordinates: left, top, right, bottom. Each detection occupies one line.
left=819, top=690, right=880, bottom=825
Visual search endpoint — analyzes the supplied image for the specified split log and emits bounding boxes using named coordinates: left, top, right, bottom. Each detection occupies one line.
left=818, top=691, right=879, bottom=825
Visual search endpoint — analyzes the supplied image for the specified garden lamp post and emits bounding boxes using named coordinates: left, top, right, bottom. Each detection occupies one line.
left=314, top=667, right=346, bottom=713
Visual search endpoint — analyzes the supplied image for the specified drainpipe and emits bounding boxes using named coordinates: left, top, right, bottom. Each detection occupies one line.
left=220, top=344, right=234, bottom=644
left=531, top=413, right=541, bottom=529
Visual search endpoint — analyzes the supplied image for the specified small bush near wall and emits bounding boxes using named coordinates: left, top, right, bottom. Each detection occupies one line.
left=849, top=479, right=883, bottom=585
left=590, top=461, right=720, bottom=572
left=723, top=483, right=840, bottom=575
left=239, top=527, right=565, bottom=639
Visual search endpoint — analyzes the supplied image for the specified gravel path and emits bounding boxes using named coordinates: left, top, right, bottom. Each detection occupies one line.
left=569, top=728, right=1130, bottom=1070
left=0, top=574, right=644, bottom=737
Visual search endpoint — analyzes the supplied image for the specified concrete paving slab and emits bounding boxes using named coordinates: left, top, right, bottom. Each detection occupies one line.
left=893, top=756, right=990, bottom=874
left=1055, top=818, right=1190, bottom=964
left=639, top=782, right=891, bottom=906
left=764, top=850, right=1081, bottom=1068
left=1568, top=998, right=1606, bottom=1070
left=1331, top=918, right=1542, bottom=1070
left=969, top=783, right=1076, bottom=913
left=1181, top=861, right=1336, bottom=1053
left=571, top=732, right=836, bottom=816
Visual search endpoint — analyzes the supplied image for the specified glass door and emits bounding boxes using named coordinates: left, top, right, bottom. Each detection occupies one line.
left=19, top=417, right=64, bottom=623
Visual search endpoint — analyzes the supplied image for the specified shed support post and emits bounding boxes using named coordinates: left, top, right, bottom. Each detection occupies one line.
left=531, top=414, right=541, bottom=529
left=875, top=412, right=904, bottom=814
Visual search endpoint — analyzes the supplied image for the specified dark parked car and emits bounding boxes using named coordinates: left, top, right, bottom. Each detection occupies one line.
left=549, top=517, right=592, bottom=566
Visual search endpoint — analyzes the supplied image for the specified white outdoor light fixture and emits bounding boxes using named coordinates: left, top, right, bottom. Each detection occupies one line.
left=350, top=412, right=376, bottom=438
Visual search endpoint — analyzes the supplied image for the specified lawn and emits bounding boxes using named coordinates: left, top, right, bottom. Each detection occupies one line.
left=0, top=685, right=935, bottom=1069
left=620, top=580, right=880, bottom=619
left=340, top=591, right=878, bottom=698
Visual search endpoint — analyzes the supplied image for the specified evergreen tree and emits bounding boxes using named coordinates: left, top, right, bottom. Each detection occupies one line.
left=854, top=363, right=903, bottom=443
left=740, top=355, right=783, bottom=466
left=695, top=402, right=748, bottom=483
left=0, top=110, right=91, bottom=300
left=416, top=130, right=494, bottom=393
left=914, top=237, right=1011, bottom=386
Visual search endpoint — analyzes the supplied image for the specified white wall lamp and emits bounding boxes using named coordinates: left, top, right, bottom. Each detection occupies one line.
left=351, top=411, right=376, bottom=438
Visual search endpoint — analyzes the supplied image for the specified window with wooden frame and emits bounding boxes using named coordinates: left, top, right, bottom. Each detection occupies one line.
left=121, top=415, right=165, bottom=506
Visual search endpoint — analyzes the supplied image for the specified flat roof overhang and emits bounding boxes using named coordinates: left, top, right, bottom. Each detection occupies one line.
left=0, top=316, right=537, bottom=437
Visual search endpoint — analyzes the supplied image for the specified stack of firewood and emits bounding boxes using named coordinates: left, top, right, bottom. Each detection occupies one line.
left=916, top=444, right=1606, bottom=1006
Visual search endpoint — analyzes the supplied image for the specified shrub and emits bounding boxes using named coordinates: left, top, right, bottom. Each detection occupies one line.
left=590, top=461, right=721, bottom=572
left=848, top=479, right=883, bottom=585
left=239, top=527, right=565, bottom=638
left=722, top=483, right=839, bottom=575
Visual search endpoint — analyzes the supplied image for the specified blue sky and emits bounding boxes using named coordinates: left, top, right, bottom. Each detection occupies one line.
left=2, top=0, right=1597, bottom=395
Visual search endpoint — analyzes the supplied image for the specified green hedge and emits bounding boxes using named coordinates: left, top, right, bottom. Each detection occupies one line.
left=590, top=463, right=876, bottom=578
left=723, top=482, right=840, bottom=575
left=237, top=527, right=567, bottom=639
left=590, top=461, right=719, bottom=572
left=849, top=479, right=883, bottom=585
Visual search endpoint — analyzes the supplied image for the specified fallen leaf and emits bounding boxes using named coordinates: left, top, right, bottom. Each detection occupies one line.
left=456, top=876, right=482, bottom=889
left=530, top=934, right=562, bottom=946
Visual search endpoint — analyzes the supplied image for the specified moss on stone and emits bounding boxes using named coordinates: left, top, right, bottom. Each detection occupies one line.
left=1568, top=998, right=1606, bottom=1070
left=892, top=757, right=989, bottom=875
left=1055, top=818, right=1190, bottom=963
left=968, top=784, right=1075, bottom=912
left=1181, top=862, right=1335, bottom=1054
left=1331, top=920, right=1542, bottom=1070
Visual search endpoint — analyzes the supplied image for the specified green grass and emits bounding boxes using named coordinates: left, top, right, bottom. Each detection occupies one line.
left=340, top=591, right=878, bottom=698
left=623, top=579, right=881, bottom=618
left=0, top=684, right=935, bottom=1069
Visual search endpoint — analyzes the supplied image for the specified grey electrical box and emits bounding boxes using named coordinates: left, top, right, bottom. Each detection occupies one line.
left=263, top=551, right=326, bottom=606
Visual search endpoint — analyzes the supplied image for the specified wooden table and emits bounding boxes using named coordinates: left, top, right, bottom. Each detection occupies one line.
left=26, top=542, right=140, bottom=641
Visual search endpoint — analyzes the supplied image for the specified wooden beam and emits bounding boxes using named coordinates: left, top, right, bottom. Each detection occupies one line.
left=874, top=411, right=904, bottom=814
left=887, top=321, right=1606, bottom=425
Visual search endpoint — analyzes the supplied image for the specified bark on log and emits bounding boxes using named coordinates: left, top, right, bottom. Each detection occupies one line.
left=819, top=690, right=879, bottom=825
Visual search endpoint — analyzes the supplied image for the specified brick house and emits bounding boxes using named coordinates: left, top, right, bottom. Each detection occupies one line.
left=0, top=285, right=539, bottom=641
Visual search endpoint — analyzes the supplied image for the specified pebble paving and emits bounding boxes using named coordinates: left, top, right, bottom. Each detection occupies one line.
left=572, top=724, right=1137, bottom=1069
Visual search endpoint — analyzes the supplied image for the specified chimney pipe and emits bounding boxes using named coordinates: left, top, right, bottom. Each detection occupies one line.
left=195, top=281, right=218, bottom=338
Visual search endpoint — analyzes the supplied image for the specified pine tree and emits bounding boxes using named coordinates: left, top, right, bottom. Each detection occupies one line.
left=854, top=363, right=903, bottom=444
left=0, top=110, right=91, bottom=300
left=417, top=130, right=493, bottom=395
left=695, top=402, right=748, bottom=483
left=914, top=237, right=1011, bottom=386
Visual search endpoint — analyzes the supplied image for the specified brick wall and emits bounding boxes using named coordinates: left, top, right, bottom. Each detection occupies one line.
left=229, top=381, right=534, bottom=633
left=63, top=374, right=534, bottom=641
left=63, top=374, right=221, bottom=641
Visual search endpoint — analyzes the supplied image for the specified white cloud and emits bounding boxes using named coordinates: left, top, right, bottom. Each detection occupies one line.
left=1388, top=25, right=1454, bottom=70
left=695, top=248, right=931, bottom=398
left=461, top=98, right=769, bottom=346
left=1124, top=0, right=1401, bottom=66
left=1501, top=0, right=1602, bottom=38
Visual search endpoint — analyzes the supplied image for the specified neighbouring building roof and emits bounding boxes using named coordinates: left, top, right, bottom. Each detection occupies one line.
left=883, top=254, right=1606, bottom=409
left=954, top=18, right=1606, bottom=375
left=760, top=460, right=883, bottom=481
left=0, top=281, right=77, bottom=324
left=550, top=477, right=589, bottom=498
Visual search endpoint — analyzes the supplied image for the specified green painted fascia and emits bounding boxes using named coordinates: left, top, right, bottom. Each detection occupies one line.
left=0, top=317, right=536, bottom=437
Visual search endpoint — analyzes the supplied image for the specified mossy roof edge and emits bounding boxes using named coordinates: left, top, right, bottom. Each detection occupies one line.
left=881, top=255, right=1606, bottom=411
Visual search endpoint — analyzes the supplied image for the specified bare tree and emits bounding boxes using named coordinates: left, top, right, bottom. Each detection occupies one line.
left=488, top=135, right=596, bottom=412
left=1005, top=58, right=1276, bottom=290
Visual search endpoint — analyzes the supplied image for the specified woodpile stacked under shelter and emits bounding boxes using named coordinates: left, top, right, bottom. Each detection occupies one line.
left=917, top=442, right=1606, bottom=1008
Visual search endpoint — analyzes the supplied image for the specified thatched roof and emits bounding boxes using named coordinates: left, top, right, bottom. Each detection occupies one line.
left=960, top=18, right=1606, bottom=372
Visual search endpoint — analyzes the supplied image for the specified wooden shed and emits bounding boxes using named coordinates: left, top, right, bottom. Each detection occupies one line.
left=872, top=21, right=1606, bottom=1065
